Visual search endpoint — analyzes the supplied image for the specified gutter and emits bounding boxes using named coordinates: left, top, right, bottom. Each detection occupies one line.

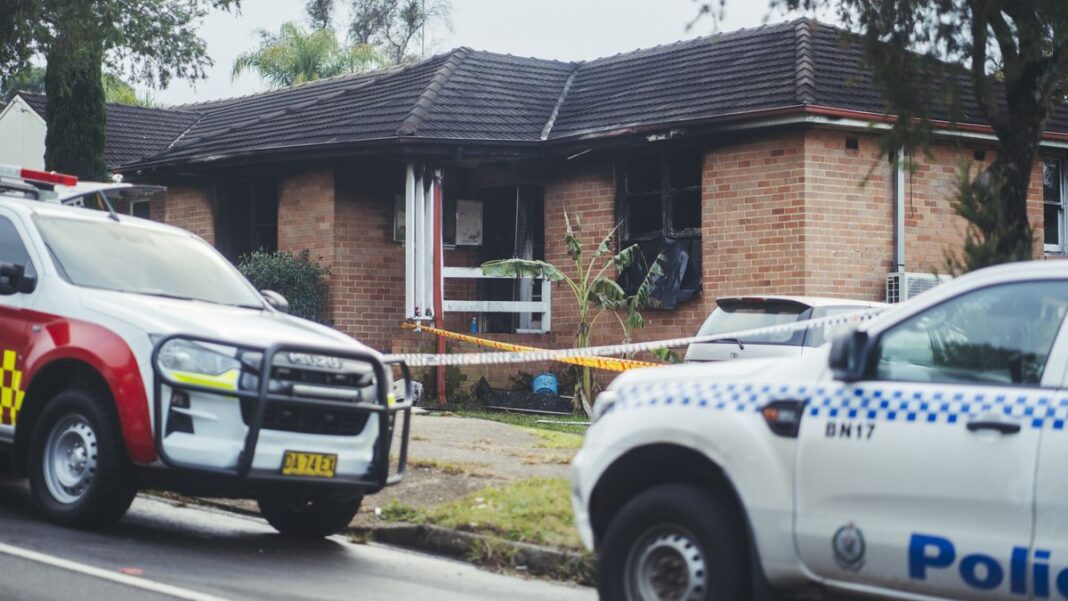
left=116, top=104, right=1068, bottom=174
left=555, top=104, right=1068, bottom=146
left=893, top=152, right=906, bottom=273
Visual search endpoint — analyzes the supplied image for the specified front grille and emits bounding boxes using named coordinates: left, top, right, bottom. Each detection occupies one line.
left=240, top=399, right=370, bottom=435
left=273, top=366, right=366, bottom=387
left=239, top=364, right=374, bottom=436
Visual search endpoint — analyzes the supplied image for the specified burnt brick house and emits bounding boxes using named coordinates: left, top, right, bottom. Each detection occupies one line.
left=55, top=18, right=1068, bottom=388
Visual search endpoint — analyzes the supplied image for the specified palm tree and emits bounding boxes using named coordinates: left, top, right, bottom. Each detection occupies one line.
left=232, top=22, right=382, bottom=88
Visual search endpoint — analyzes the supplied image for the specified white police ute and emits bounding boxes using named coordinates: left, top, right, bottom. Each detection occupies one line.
left=571, top=260, right=1068, bottom=600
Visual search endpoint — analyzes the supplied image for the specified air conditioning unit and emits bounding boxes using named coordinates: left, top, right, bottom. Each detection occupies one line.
left=886, top=272, right=953, bottom=304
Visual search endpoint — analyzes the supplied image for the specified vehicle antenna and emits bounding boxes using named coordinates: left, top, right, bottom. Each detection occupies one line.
left=97, top=191, right=120, bottom=222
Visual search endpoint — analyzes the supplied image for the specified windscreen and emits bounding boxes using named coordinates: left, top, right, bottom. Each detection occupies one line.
left=696, top=300, right=812, bottom=345
left=35, top=216, right=264, bottom=309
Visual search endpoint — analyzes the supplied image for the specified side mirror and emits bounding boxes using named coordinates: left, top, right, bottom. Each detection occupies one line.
left=0, top=263, right=35, bottom=296
left=261, top=290, right=289, bottom=314
left=828, top=330, right=872, bottom=382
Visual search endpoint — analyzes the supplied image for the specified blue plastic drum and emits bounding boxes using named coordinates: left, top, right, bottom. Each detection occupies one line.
left=532, top=372, right=558, bottom=395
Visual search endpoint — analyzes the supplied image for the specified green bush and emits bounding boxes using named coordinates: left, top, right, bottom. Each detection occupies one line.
left=237, top=250, right=330, bottom=323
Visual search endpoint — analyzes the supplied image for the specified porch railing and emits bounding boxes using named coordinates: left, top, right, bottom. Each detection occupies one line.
left=442, top=266, right=551, bottom=334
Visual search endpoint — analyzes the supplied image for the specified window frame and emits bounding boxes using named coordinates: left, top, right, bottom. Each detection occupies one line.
left=619, top=148, right=704, bottom=243
left=129, top=199, right=151, bottom=219
left=867, top=280, right=1068, bottom=389
left=0, top=213, right=38, bottom=282
left=1044, top=157, right=1066, bottom=255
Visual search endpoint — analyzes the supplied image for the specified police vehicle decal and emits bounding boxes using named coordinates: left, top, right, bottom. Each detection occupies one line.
left=910, top=533, right=1068, bottom=598
left=606, top=380, right=1068, bottom=430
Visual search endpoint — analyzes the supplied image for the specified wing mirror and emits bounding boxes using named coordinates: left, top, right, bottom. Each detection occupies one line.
left=0, top=262, right=36, bottom=296
left=260, top=290, right=289, bottom=314
left=828, top=330, right=872, bottom=382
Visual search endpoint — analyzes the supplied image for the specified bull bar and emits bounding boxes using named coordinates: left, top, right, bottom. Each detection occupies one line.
left=150, top=334, right=412, bottom=492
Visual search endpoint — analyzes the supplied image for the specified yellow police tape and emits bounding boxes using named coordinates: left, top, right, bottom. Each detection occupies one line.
left=401, top=322, right=661, bottom=372
left=390, top=308, right=886, bottom=370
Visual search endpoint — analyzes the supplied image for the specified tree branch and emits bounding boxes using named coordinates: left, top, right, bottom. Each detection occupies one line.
left=969, top=0, right=1008, bottom=134
left=986, top=9, right=1018, bottom=65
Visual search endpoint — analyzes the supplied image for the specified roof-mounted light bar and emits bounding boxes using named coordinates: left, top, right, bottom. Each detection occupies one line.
left=0, top=164, right=79, bottom=187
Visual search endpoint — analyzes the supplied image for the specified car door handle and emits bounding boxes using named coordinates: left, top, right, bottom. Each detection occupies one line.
left=966, top=419, right=1022, bottom=435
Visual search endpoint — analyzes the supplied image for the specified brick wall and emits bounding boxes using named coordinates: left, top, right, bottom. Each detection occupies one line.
left=278, top=167, right=335, bottom=265
left=803, top=130, right=894, bottom=300
left=333, top=162, right=405, bottom=352
left=704, top=133, right=808, bottom=301
left=276, top=167, right=337, bottom=323
left=164, top=186, right=214, bottom=244
left=802, top=131, right=1048, bottom=295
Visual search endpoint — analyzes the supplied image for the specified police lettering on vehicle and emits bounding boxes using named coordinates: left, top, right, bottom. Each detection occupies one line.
left=910, top=533, right=1068, bottom=597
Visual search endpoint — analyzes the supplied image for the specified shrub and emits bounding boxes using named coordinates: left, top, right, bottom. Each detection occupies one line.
left=237, top=250, right=330, bottom=323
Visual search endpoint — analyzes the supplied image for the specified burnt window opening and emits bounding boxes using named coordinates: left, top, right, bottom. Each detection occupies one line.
left=618, top=148, right=703, bottom=310
left=845, top=137, right=860, bottom=150
left=216, top=176, right=279, bottom=262
left=478, top=184, right=546, bottom=334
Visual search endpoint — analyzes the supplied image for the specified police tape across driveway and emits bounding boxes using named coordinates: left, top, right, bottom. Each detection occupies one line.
left=387, top=307, right=886, bottom=368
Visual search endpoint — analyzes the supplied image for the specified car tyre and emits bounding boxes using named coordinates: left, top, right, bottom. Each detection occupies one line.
left=598, top=483, right=746, bottom=601
left=258, top=493, right=363, bottom=538
left=28, top=389, right=138, bottom=528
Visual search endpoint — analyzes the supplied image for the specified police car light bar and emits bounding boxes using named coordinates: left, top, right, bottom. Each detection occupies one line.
left=0, top=165, right=79, bottom=187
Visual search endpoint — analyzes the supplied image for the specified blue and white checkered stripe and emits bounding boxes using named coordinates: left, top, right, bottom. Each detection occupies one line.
left=607, top=380, right=1068, bottom=431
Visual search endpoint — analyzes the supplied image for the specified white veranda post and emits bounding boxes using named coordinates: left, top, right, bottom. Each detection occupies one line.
left=404, top=162, right=438, bottom=321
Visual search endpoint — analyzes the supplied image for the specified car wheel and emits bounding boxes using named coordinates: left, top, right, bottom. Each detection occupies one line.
left=28, top=389, right=138, bottom=528
left=258, top=493, right=363, bottom=538
left=598, top=483, right=746, bottom=601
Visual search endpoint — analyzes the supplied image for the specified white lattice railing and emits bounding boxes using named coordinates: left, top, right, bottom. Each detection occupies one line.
left=442, top=266, right=551, bottom=333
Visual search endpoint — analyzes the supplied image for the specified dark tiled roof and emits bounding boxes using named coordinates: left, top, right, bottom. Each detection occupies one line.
left=808, top=23, right=1068, bottom=133
left=19, top=18, right=1064, bottom=171
left=549, top=22, right=802, bottom=139
left=16, top=92, right=201, bottom=169
left=156, top=59, right=437, bottom=161
left=413, top=50, right=576, bottom=141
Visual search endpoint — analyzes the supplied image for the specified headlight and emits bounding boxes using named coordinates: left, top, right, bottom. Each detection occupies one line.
left=158, top=339, right=240, bottom=375
left=591, top=390, right=619, bottom=423
left=156, top=338, right=241, bottom=391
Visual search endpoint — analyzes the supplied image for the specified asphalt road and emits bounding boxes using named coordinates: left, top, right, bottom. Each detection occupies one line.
left=0, top=480, right=595, bottom=601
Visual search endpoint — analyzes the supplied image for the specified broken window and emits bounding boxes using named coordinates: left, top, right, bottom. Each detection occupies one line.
left=618, top=147, right=704, bottom=309
left=216, top=176, right=279, bottom=261
left=478, top=185, right=546, bottom=333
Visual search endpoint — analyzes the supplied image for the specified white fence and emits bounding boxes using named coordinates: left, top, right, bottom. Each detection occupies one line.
left=442, top=266, right=551, bottom=333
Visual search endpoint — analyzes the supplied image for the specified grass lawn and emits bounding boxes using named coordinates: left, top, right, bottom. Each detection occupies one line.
left=379, top=477, right=583, bottom=550
left=445, top=407, right=588, bottom=436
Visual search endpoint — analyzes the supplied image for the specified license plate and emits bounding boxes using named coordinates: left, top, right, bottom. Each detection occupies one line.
left=281, top=451, right=337, bottom=478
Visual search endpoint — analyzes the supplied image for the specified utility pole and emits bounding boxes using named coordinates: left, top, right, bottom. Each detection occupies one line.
left=421, top=0, right=426, bottom=57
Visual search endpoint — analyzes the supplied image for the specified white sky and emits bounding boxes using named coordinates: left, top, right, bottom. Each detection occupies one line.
left=150, top=0, right=808, bottom=106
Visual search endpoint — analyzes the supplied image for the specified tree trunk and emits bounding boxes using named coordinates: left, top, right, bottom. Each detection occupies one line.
left=44, top=6, right=107, bottom=181
left=991, top=132, right=1037, bottom=262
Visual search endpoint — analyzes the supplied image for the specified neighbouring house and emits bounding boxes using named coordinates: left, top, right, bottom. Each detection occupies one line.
left=14, top=19, right=1068, bottom=390
left=0, top=92, right=200, bottom=178
left=0, top=94, right=46, bottom=169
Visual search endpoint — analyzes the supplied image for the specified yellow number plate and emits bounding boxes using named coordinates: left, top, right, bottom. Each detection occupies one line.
left=281, top=451, right=337, bottom=478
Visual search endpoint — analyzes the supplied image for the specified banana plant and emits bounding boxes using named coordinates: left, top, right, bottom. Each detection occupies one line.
left=483, top=213, right=664, bottom=414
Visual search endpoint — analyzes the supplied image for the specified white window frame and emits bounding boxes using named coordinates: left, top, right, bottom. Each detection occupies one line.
left=1044, top=158, right=1067, bottom=255
left=129, top=199, right=151, bottom=219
